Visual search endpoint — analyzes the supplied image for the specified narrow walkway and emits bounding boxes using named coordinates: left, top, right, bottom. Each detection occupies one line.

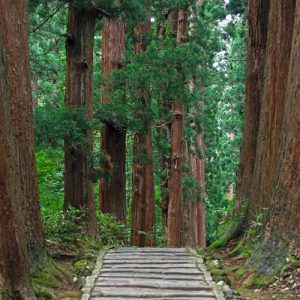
left=83, top=248, right=224, bottom=300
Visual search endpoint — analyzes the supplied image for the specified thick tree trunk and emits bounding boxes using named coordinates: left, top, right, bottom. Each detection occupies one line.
left=248, top=0, right=295, bottom=222
left=0, top=1, right=38, bottom=297
left=168, top=9, right=188, bottom=246
left=131, top=128, right=156, bottom=246
left=234, top=0, right=270, bottom=215
left=159, top=123, right=171, bottom=242
left=257, top=0, right=299, bottom=272
left=157, top=12, right=175, bottom=243
left=0, top=0, right=44, bottom=260
left=189, top=134, right=206, bottom=247
left=100, top=17, right=126, bottom=223
left=131, top=18, right=156, bottom=247
left=64, top=4, right=98, bottom=238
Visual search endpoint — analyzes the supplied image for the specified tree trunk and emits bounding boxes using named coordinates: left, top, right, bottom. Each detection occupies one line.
left=64, top=4, right=98, bottom=238
left=254, top=0, right=299, bottom=273
left=0, top=0, right=44, bottom=261
left=100, top=17, right=127, bottom=223
left=159, top=123, right=171, bottom=242
left=248, top=0, right=295, bottom=223
left=168, top=9, right=188, bottom=246
left=157, top=12, right=175, bottom=243
left=0, top=1, right=38, bottom=297
left=189, top=134, right=206, bottom=247
left=131, top=18, right=156, bottom=247
left=234, top=0, right=270, bottom=216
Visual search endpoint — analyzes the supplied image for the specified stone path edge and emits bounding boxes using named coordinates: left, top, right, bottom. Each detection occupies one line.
left=187, top=248, right=226, bottom=300
left=81, top=249, right=106, bottom=300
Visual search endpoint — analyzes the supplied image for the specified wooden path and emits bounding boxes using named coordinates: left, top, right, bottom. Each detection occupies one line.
left=82, top=248, right=224, bottom=300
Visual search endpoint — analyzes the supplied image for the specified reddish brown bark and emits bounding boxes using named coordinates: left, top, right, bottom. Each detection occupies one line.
left=0, top=0, right=38, bottom=297
left=168, top=9, right=188, bottom=246
left=189, top=134, right=206, bottom=247
left=100, top=17, right=126, bottom=223
left=248, top=0, right=295, bottom=222
left=159, top=123, right=171, bottom=242
left=234, top=0, right=270, bottom=214
left=158, top=11, right=176, bottom=243
left=131, top=128, right=156, bottom=246
left=260, top=0, right=299, bottom=267
left=131, top=17, right=156, bottom=246
left=64, top=4, right=98, bottom=238
left=0, top=0, right=44, bottom=260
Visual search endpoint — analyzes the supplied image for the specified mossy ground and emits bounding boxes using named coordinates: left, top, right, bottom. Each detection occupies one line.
left=203, top=238, right=300, bottom=299
left=32, top=240, right=101, bottom=300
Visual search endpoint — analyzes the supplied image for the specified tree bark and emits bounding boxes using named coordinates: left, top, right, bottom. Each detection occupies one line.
left=189, top=134, right=206, bottom=247
left=157, top=11, right=176, bottom=243
left=257, top=0, right=299, bottom=272
left=0, top=0, right=44, bottom=260
left=168, top=9, right=188, bottom=246
left=234, top=0, right=270, bottom=215
left=248, top=0, right=295, bottom=222
left=64, top=4, right=98, bottom=238
left=159, top=123, right=171, bottom=242
left=131, top=17, right=156, bottom=247
left=0, top=0, right=38, bottom=297
left=100, top=17, right=127, bottom=223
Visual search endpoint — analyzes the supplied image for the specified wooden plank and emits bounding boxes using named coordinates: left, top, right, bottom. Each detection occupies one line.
left=91, top=287, right=216, bottom=297
left=90, top=298, right=216, bottom=300
left=101, top=264, right=196, bottom=269
left=98, top=274, right=205, bottom=280
left=100, top=269, right=203, bottom=275
left=103, top=260, right=195, bottom=264
left=94, top=280, right=210, bottom=290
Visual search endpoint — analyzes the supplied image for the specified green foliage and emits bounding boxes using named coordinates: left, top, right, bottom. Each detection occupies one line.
left=30, top=0, right=246, bottom=249
left=97, top=212, right=129, bottom=246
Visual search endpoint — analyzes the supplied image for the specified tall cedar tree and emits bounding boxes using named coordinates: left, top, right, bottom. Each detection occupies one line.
left=188, top=131, right=206, bottom=247
left=234, top=0, right=270, bottom=220
left=168, top=8, right=188, bottom=246
left=0, top=0, right=44, bottom=257
left=0, top=0, right=41, bottom=297
left=159, top=11, right=177, bottom=242
left=0, top=1, right=44, bottom=260
left=185, top=4, right=206, bottom=246
left=64, top=4, right=98, bottom=238
left=100, top=17, right=127, bottom=223
left=235, top=0, right=299, bottom=271
left=247, top=0, right=295, bottom=223
left=131, top=9, right=156, bottom=247
left=262, top=0, right=300, bottom=264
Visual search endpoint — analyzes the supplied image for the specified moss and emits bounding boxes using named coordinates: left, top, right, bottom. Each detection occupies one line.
left=238, top=287, right=263, bottom=299
left=229, top=240, right=252, bottom=258
left=243, top=273, right=276, bottom=288
left=32, top=270, right=60, bottom=289
left=0, top=288, right=9, bottom=300
left=31, top=256, right=73, bottom=299
left=58, top=291, right=82, bottom=299
left=235, top=265, right=247, bottom=279
left=32, top=282, right=55, bottom=300
left=209, top=235, right=231, bottom=249
left=209, top=267, right=225, bottom=276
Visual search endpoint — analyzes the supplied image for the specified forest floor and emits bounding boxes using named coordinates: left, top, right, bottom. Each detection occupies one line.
left=36, top=240, right=300, bottom=300
left=203, top=240, right=300, bottom=300
left=33, top=240, right=100, bottom=300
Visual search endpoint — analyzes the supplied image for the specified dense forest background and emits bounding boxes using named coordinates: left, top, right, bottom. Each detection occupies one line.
left=30, top=0, right=245, bottom=245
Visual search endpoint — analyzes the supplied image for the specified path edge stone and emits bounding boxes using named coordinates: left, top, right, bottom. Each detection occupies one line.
left=187, top=247, right=226, bottom=300
left=81, top=249, right=107, bottom=300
